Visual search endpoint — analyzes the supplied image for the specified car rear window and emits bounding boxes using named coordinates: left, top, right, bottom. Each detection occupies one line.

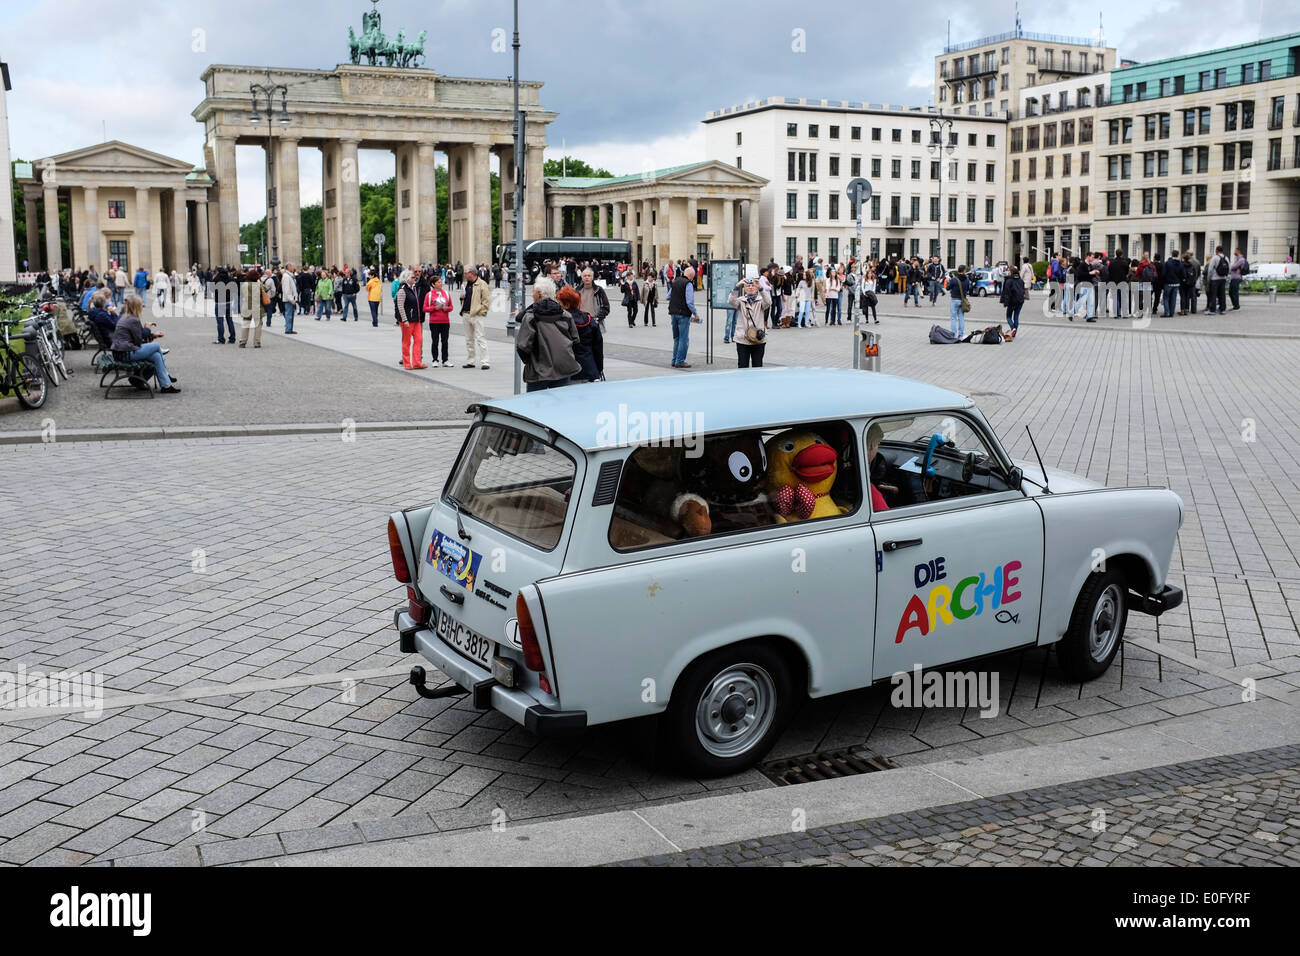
left=446, top=423, right=576, bottom=551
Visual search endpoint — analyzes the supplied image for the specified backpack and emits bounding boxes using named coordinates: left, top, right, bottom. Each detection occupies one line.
left=929, top=324, right=959, bottom=344
left=1215, top=256, right=1229, bottom=277
left=980, top=326, right=1004, bottom=344
left=1239, top=258, right=1249, bottom=276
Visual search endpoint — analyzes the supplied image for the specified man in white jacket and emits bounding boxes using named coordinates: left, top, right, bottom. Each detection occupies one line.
left=280, top=266, right=300, bottom=334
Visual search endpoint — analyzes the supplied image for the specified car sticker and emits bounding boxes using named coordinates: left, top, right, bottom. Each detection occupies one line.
left=426, top=530, right=482, bottom=591
left=895, top=556, right=1024, bottom=644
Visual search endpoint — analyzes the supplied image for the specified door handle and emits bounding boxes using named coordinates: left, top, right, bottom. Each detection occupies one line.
left=882, top=538, right=923, bottom=552
left=439, top=585, right=465, bottom=604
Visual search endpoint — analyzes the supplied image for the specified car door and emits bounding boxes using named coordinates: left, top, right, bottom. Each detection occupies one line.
left=867, top=414, right=1045, bottom=681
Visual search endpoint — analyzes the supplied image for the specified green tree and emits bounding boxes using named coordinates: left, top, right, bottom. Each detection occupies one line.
left=543, top=156, right=613, bottom=178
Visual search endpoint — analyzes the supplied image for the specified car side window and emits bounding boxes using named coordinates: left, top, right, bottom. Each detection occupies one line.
left=865, top=414, right=1013, bottom=513
left=607, top=423, right=863, bottom=551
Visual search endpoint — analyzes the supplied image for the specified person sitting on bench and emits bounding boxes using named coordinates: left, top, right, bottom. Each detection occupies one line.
left=110, top=294, right=180, bottom=393
left=87, top=292, right=118, bottom=340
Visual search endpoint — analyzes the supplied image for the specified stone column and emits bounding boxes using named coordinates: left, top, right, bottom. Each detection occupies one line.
left=321, top=140, right=340, bottom=266
left=471, top=143, right=492, bottom=266
left=582, top=205, right=593, bottom=237
left=277, top=137, right=302, bottom=267
left=83, top=187, right=102, bottom=269
left=721, top=199, right=735, bottom=258
left=745, top=199, right=760, bottom=263
left=134, top=187, right=152, bottom=272
left=497, top=145, right=515, bottom=245
left=642, top=198, right=655, bottom=263
left=194, top=199, right=211, bottom=267
left=598, top=203, right=609, bottom=239
left=550, top=203, right=563, bottom=236
left=339, top=138, right=362, bottom=269
left=24, top=197, right=39, bottom=269
left=170, top=188, right=190, bottom=271
left=525, top=143, right=546, bottom=240
left=686, top=197, right=699, bottom=259
left=657, top=197, right=671, bottom=262
left=215, top=136, right=239, bottom=266
left=43, top=186, right=62, bottom=272
left=417, top=142, right=438, bottom=265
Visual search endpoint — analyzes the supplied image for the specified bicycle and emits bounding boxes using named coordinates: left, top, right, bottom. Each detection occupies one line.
left=26, top=305, right=69, bottom=385
left=0, top=316, right=48, bottom=409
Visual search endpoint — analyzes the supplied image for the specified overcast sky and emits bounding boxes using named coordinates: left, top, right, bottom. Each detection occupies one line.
left=4, top=0, right=1295, bottom=223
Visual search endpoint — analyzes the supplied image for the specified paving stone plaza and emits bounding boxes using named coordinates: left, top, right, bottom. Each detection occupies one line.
left=2, top=288, right=1299, bottom=870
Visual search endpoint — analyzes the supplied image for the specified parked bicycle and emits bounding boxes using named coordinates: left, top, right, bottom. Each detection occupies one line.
left=0, top=316, right=48, bottom=409
left=26, top=304, right=70, bottom=386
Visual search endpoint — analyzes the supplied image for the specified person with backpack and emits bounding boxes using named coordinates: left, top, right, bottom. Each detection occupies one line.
left=1135, top=252, right=1158, bottom=316
left=1107, top=249, right=1131, bottom=318
left=999, top=267, right=1026, bottom=341
left=948, top=264, right=969, bottom=338
left=1180, top=251, right=1201, bottom=315
left=1229, top=248, right=1248, bottom=310
left=1206, top=246, right=1229, bottom=314
left=1160, top=250, right=1185, bottom=318
left=517, top=278, right=581, bottom=390
left=925, top=256, right=945, bottom=306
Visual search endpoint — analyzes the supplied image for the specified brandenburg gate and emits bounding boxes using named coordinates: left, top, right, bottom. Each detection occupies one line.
left=191, top=4, right=553, bottom=269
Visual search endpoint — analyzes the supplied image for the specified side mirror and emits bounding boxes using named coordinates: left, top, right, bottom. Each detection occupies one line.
left=1008, top=466, right=1024, bottom=492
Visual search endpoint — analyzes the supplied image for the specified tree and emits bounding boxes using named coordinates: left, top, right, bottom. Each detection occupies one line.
left=543, top=156, right=613, bottom=179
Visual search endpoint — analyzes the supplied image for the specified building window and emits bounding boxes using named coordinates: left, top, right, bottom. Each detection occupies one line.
left=1061, top=188, right=1070, bottom=214
left=1223, top=142, right=1237, bottom=171
left=851, top=126, right=861, bottom=140
left=871, top=158, right=881, bottom=178
left=931, top=160, right=941, bottom=180
left=1027, top=46, right=1036, bottom=64
left=830, top=125, right=840, bottom=139
left=967, top=197, right=977, bottom=222
left=787, top=123, right=798, bottom=137
left=1120, top=191, right=1130, bottom=216
left=892, top=128, right=902, bottom=142
left=808, top=194, right=819, bottom=219
left=851, top=157, right=861, bottom=177
left=1270, top=96, right=1285, bottom=129
left=107, top=201, right=126, bottom=219
left=985, top=197, right=995, bottom=222
left=1214, top=67, right=1227, bottom=88
left=1198, top=108, right=1211, bottom=134
left=1106, top=191, right=1117, bottom=217
left=1221, top=182, right=1234, bottom=210
left=1011, top=128, right=1023, bottom=152
left=829, top=156, right=840, bottom=177
left=1063, top=154, right=1071, bottom=176
left=1268, top=137, right=1282, bottom=171
left=736, top=156, right=742, bottom=169
left=1122, top=155, right=1132, bottom=180
left=1194, top=185, right=1206, bottom=211
left=1242, top=101, right=1255, bottom=130
left=946, top=238, right=956, bottom=269
left=1001, top=46, right=1010, bottom=65
left=1242, top=63, right=1255, bottom=85
left=948, top=196, right=958, bottom=222
left=1080, top=186, right=1089, bottom=212
left=786, top=192, right=797, bottom=219
left=872, top=127, right=882, bottom=141
left=1183, top=109, right=1195, bottom=136
left=1045, top=156, right=1054, bottom=179
left=912, top=129, right=922, bottom=144
left=1156, top=188, right=1167, bottom=214
left=809, top=124, right=819, bottom=137
left=798, top=152, right=806, bottom=181
left=809, top=153, right=817, bottom=181
left=1260, top=59, right=1272, bottom=81
left=788, top=151, right=796, bottom=181
left=987, top=134, right=996, bottom=148
left=786, top=237, right=798, bottom=263
left=1174, top=75, right=1185, bottom=95
left=1011, top=191, right=1020, bottom=216
left=986, top=162, right=996, bottom=182
left=1180, top=185, right=1193, bottom=213
left=1062, top=120, right=1075, bottom=146
left=1027, top=126, right=1040, bottom=150
left=967, top=161, right=977, bottom=182
left=911, top=159, right=921, bottom=180
left=830, top=194, right=839, bottom=220
left=1080, top=117, right=1093, bottom=144
left=736, top=131, right=742, bottom=146
left=108, top=239, right=128, bottom=271
left=696, top=208, right=708, bottom=225
left=870, top=196, right=880, bottom=221
left=910, top=196, right=921, bottom=222
left=930, top=196, right=940, bottom=222
left=1159, top=78, right=1170, bottom=97
left=1158, top=151, right=1169, bottom=176
left=1225, top=103, right=1238, bottom=132
left=1237, top=182, right=1250, bottom=209
left=807, top=237, right=818, bottom=256
left=891, top=159, right=901, bottom=178
left=829, top=238, right=839, bottom=262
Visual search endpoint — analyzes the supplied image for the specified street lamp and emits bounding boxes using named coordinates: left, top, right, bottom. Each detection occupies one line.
left=928, top=110, right=955, bottom=268
left=249, top=71, right=290, bottom=269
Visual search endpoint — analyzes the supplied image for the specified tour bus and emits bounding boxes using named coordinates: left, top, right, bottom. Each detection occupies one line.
left=495, top=237, right=633, bottom=284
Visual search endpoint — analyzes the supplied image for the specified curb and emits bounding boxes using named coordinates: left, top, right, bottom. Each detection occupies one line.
left=0, top=419, right=470, bottom=446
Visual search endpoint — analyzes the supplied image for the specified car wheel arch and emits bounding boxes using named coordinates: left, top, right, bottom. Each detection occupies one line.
left=661, top=634, right=813, bottom=708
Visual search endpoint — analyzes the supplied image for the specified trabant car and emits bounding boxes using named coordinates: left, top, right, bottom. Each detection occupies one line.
left=387, top=369, right=1184, bottom=776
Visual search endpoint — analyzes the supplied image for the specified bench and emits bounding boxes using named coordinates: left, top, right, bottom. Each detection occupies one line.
left=94, top=352, right=156, bottom=398
left=85, top=317, right=113, bottom=366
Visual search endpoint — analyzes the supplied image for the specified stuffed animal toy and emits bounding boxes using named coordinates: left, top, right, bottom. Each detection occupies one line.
left=681, top=432, right=770, bottom=531
left=765, top=430, right=851, bottom=522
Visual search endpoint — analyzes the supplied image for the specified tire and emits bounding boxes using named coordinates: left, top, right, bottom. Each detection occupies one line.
left=1057, top=569, right=1128, bottom=681
left=977, top=288, right=987, bottom=297
left=660, top=641, right=796, bottom=777
left=15, top=353, right=47, bottom=410
left=36, top=338, right=58, bottom=386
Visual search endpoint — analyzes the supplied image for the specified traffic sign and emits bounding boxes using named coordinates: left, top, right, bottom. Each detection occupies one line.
left=846, top=178, right=872, bottom=208
left=374, top=233, right=385, bottom=245
left=237, top=243, right=249, bottom=252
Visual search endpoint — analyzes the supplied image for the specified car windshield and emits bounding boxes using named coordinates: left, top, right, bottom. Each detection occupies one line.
left=445, top=423, right=576, bottom=551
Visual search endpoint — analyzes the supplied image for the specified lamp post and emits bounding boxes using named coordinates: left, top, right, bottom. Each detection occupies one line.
left=249, top=71, right=290, bottom=270
left=928, top=110, right=955, bottom=269
left=509, top=0, right=526, bottom=395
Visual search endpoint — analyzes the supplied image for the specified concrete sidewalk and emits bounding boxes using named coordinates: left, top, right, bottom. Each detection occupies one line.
left=245, top=697, right=1297, bottom=867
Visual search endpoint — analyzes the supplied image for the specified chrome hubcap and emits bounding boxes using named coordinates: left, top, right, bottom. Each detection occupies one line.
left=1090, top=584, right=1123, bottom=661
left=695, top=664, right=776, bottom=758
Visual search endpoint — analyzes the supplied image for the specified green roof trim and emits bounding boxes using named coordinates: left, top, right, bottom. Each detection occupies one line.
left=545, top=161, right=708, bottom=189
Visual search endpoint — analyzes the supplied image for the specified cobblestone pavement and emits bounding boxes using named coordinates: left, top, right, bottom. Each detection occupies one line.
left=1, top=291, right=1300, bottom=864
left=609, top=744, right=1300, bottom=866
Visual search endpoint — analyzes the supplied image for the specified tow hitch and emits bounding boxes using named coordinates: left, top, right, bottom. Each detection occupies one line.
left=408, top=666, right=469, bottom=700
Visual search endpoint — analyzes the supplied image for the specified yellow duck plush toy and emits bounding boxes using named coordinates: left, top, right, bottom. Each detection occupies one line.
left=765, top=430, right=850, bottom=522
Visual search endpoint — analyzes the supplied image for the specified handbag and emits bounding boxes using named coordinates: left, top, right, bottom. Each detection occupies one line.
left=744, top=315, right=766, bottom=343
left=960, top=291, right=972, bottom=314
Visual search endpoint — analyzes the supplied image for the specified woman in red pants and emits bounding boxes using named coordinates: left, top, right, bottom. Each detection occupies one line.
left=395, top=269, right=426, bottom=369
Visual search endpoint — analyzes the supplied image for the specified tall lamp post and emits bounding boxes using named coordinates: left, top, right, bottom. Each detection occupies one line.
left=928, top=110, right=954, bottom=269
left=249, top=72, right=290, bottom=269
left=509, top=0, right=526, bottom=395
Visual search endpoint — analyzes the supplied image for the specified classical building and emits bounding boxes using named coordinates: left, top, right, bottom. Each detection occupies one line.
left=0, top=59, right=16, bottom=281
left=15, top=141, right=214, bottom=274
left=544, top=161, right=767, bottom=265
left=705, top=98, right=1006, bottom=268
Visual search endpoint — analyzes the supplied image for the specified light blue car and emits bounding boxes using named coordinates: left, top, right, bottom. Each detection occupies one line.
left=387, top=369, right=1185, bottom=775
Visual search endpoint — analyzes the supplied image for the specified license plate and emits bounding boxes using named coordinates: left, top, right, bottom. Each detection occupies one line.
left=434, top=607, right=494, bottom=669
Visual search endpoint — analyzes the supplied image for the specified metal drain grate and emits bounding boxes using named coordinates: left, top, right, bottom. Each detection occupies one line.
left=758, top=747, right=897, bottom=786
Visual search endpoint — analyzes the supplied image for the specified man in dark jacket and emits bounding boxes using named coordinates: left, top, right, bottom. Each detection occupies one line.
left=1106, top=249, right=1131, bottom=318
left=1160, top=251, right=1184, bottom=317
left=517, top=278, right=580, bottom=390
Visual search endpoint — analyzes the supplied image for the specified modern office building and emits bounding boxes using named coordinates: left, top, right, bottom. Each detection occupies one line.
left=704, top=98, right=1006, bottom=268
left=1092, top=33, right=1300, bottom=264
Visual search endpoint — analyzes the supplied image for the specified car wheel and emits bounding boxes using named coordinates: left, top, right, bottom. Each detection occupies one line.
left=1058, top=569, right=1128, bottom=681
left=977, top=288, right=987, bottom=297
left=661, top=641, right=795, bottom=777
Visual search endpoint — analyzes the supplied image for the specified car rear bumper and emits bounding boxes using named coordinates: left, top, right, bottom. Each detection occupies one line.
left=393, top=609, right=586, bottom=736
left=1132, top=584, right=1183, bottom=616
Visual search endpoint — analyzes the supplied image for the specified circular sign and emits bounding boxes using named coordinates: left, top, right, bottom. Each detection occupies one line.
left=504, top=619, right=522, bottom=649
left=374, top=233, right=386, bottom=245
left=846, top=177, right=873, bottom=207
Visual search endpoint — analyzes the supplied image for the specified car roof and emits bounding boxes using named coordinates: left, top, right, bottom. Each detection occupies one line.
left=469, top=369, right=973, bottom=451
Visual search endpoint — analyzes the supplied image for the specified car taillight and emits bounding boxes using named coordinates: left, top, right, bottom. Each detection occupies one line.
left=387, top=518, right=411, bottom=583
left=516, top=593, right=545, bottom=672
left=407, top=587, right=430, bottom=625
